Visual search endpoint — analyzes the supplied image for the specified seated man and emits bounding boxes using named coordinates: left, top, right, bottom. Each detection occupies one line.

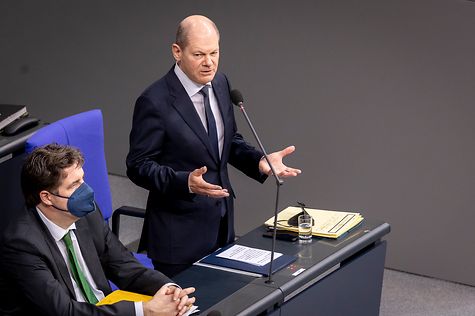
left=0, top=144, right=195, bottom=316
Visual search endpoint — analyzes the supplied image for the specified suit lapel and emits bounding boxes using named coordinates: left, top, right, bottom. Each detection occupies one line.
left=31, top=210, right=76, bottom=299
left=212, top=75, right=233, bottom=167
left=166, top=70, right=220, bottom=165
left=75, top=218, right=111, bottom=294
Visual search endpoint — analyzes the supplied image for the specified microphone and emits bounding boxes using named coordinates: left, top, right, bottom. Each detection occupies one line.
left=230, top=89, right=243, bottom=106
left=207, top=311, right=222, bottom=316
left=230, top=89, right=283, bottom=284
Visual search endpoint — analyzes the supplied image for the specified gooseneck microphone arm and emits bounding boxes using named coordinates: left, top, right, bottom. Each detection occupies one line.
left=230, top=89, right=283, bottom=284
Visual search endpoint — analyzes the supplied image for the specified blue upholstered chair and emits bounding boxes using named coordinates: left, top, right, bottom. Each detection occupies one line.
left=25, top=109, right=151, bottom=268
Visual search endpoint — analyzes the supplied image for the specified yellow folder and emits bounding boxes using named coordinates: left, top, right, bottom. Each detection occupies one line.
left=96, top=290, right=152, bottom=306
left=265, top=206, right=364, bottom=239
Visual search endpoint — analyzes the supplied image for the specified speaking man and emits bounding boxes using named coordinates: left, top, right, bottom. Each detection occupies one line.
left=126, top=15, right=301, bottom=277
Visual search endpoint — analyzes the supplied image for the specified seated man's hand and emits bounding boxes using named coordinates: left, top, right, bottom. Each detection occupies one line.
left=188, top=166, right=229, bottom=198
left=143, top=285, right=181, bottom=316
left=167, top=286, right=196, bottom=316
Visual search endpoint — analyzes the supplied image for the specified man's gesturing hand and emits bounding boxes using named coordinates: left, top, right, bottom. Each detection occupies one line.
left=259, top=145, right=302, bottom=177
left=188, top=166, right=229, bottom=198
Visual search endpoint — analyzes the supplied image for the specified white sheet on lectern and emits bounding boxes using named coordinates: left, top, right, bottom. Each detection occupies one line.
left=216, top=245, right=282, bottom=266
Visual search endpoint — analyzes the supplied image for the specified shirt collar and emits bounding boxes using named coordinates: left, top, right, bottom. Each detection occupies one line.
left=36, top=207, right=76, bottom=242
left=174, top=63, right=212, bottom=97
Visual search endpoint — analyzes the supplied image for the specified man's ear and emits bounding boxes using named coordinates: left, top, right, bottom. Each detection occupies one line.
left=39, top=190, right=53, bottom=206
left=172, top=43, right=182, bottom=62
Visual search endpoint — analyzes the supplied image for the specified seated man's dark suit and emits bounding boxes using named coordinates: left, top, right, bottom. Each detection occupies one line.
left=0, top=207, right=172, bottom=316
left=126, top=67, right=266, bottom=267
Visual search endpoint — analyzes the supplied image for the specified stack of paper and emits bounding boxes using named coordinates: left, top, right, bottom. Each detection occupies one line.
left=265, top=206, right=364, bottom=239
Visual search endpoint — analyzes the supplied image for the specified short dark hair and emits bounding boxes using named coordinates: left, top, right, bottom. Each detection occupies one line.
left=175, top=23, right=188, bottom=48
left=21, top=144, right=84, bottom=208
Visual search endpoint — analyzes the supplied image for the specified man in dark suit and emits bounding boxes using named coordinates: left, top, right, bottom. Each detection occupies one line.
left=0, top=144, right=195, bottom=316
left=126, top=15, right=301, bottom=277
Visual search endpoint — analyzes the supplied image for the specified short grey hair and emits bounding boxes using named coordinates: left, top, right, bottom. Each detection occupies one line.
left=175, top=17, right=220, bottom=48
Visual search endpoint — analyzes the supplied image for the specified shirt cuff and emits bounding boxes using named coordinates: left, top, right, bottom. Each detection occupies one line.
left=259, top=155, right=267, bottom=175
left=165, top=282, right=181, bottom=289
left=135, top=302, right=144, bottom=316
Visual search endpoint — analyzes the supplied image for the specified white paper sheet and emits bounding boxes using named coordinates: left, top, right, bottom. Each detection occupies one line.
left=216, top=245, right=282, bottom=266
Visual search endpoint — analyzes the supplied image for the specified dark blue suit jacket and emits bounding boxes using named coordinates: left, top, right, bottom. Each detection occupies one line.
left=0, top=207, right=172, bottom=316
left=126, top=67, right=266, bottom=265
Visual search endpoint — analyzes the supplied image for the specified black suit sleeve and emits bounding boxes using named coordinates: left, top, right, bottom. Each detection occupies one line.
left=88, top=209, right=173, bottom=294
left=0, top=209, right=174, bottom=316
left=126, top=95, right=192, bottom=198
left=228, top=131, right=268, bottom=183
left=223, top=74, right=267, bottom=184
left=0, top=222, right=135, bottom=316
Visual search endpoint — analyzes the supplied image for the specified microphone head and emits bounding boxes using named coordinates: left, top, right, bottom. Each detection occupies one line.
left=230, top=89, right=244, bottom=106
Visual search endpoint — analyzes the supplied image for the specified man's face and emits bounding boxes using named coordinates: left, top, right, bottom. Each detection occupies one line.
left=172, top=29, right=220, bottom=85
left=48, top=164, right=84, bottom=217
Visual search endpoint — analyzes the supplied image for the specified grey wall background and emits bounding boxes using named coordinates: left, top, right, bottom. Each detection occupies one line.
left=1, top=1, right=474, bottom=286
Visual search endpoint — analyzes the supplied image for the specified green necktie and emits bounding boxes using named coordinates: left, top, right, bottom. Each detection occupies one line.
left=62, top=230, right=99, bottom=304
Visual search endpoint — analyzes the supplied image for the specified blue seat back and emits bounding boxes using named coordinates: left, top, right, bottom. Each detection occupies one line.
left=25, top=110, right=113, bottom=221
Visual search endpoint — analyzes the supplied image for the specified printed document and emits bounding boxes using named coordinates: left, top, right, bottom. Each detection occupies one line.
left=216, top=245, right=282, bottom=266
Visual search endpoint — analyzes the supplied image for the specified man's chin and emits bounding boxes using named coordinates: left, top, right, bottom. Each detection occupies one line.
left=198, top=72, right=216, bottom=84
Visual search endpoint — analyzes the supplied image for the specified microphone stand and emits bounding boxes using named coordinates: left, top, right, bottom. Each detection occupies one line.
left=237, top=102, right=283, bottom=284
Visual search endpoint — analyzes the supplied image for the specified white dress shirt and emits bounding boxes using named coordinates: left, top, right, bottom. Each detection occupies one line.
left=174, top=63, right=224, bottom=158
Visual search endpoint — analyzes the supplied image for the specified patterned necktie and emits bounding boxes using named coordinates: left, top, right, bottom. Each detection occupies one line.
left=62, top=230, right=99, bottom=304
left=200, top=86, right=220, bottom=160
